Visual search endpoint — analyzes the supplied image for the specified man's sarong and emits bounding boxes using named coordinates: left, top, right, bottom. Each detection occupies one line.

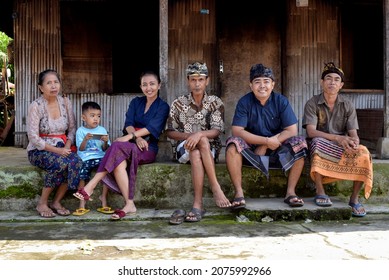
left=226, top=136, right=308, bottom=179
left=309, top=137, right=373, bottom=199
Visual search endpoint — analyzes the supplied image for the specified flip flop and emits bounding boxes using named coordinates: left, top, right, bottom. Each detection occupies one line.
left=49, top=206, right=71, bottom=216
left=169, top=209, right=186, bottom=225
left=73, top=188, right=93, bottom=201
left=184, top=207, right=206, bottom=223
left=349, top=202, right=367, bottom=217
left=37, top=209, right=56, bottom=218
left=72, top=208, right=90, bottom=216
left=111, top=209, right=126, bottom=220
left=284, top=195, right=304, bottom=207
left=314, top=195, right=333, bottom=207
left=97, top=206, right=115, bottom=214
left=230, top=197, right=246, bottom=210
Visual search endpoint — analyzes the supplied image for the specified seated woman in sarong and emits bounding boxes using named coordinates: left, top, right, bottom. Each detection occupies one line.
left=302, top=62, right=373, bottom=217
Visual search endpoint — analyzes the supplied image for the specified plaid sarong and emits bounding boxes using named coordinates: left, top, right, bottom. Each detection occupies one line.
left=226, top=136, right=308, bottom=179
left=309, top=137, right=373, bottom=199
left=309, top=137, right=344, bottom=163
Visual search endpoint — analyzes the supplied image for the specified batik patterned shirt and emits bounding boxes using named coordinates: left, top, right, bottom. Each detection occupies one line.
left=166, top=92, right=225, bottom=156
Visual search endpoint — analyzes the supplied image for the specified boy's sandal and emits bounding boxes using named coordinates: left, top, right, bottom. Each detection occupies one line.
left=97, top=207, right=115, bottom=214
left=72, top=208, right=90, bottom=216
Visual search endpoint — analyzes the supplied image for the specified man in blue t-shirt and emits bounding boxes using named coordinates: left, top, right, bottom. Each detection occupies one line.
left=226, top=63, right=308, bottom=209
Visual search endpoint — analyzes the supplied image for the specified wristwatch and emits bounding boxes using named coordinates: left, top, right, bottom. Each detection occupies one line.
left=131, top=132, right=137, bottom=140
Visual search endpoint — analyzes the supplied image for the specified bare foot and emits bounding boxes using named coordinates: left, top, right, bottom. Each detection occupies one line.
left=212, top=188, right=232, bottom=208
left=49, top=202, right=71, bottom=216
left=36, top=204, right=56, bottom=218
left=121, top=200, right=137, bottom=214
left=99, top=195, right=108, bottom=207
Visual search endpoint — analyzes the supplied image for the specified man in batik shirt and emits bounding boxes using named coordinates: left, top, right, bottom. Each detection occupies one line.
left=166, top=62, right=231, bottom=223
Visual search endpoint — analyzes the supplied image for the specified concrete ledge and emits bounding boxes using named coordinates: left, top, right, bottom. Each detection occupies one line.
left=1, top=147, right=389, bottom=217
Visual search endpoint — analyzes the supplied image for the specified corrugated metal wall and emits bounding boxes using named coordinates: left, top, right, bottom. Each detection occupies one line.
left=17, top=93, right=140, bottom=148
left=71, top=93, right=141, bottom=141
left=167, top=0, right=217, bottom=105
left=12, top=0, right=386, bottom=148
left=14, top=0, right=63, bottom=147
left=342, top=91, right=384, bottom=109
left=285, top=0, right=340, bottom=134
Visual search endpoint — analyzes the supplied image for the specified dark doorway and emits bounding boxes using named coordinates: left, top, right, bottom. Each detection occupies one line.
left=61, top=0, right=159, bottom=94
left=112, top=1, right=160, bottom=93
left=340, top=0, right=383, bottom=89
left=0, top=0, right=14, bottom=38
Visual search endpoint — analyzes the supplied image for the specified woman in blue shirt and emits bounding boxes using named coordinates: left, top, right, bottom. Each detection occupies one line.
left=73, top=70, right=170, bottom=220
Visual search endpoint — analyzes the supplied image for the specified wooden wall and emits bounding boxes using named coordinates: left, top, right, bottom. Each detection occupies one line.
left=60, top=1, right=113, bottom=94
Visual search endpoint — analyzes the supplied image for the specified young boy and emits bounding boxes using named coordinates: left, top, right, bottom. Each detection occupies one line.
left=72, top=101, right=113, bottom=216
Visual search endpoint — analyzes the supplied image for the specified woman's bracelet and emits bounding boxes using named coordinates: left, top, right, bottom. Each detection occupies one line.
left=131, top=132, right=137, bottom=140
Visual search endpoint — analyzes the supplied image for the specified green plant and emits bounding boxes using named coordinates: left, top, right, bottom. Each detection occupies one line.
left=0, top=31, right=12, bottom=71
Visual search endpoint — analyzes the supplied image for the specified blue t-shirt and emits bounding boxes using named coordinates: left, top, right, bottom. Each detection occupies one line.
left=232, top=91, right=297, bottom=136
left=124, top=96, right=170, bottom=153
left=76, top=125, right=111, bottom=161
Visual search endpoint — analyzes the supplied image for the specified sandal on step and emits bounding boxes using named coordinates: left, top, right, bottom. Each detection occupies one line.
left=73, top=188, right=93, bottom=201
left=230, top=197, right=246, bottom=210
left=111, top=209, right=126, bottom=220
left=349, top=202, right=367, bottom=217
left=49, top=206, right=71, bottom=216
left=72, top=208, right=90, bottom=216
left=314, top=195, right=332, bottom=207
left=37, top=209, right=56, bottom=218
left=184, top=208, right=206, bottom=223
left=97, top=206, right=115, bottom=214
left=169, top=209, right=186, bottom=225
left=284, top=195, right=304, bottom=207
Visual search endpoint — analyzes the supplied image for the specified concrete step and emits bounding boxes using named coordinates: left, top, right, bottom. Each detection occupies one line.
left=1, top=198, right=389, bottom=223
left=1, top=147, right=389, bottom=221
